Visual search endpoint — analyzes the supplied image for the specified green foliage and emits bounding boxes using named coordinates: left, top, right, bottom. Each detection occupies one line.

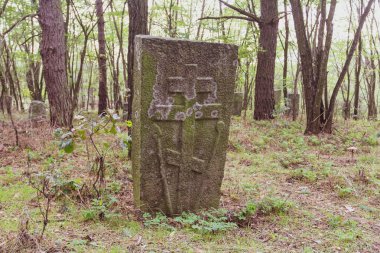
left=187, top=209, right=237, bottom=233
left=56, top=111, right=130, bottom=155
left=143, top=212, right=173, bottom=230
left=235, top=201, right=257, bottom=221
left=362, top=136, right=378, bottom=146
left=256, top=197, right=293, bottom=215
left=327, top=214, right=361, bottom=243
left=290, top=168, right=318, bottom=183
left=335, top=185, right=354, bottom=198
left=143, top=209, right=237, bottom=233
left=327, top=215, right=345, bottom=228
left=0, top=166, right=18, bottom=186
left=82, top=196, right=119, bottom=221
left=278, top=151, right=308, bottom=169
left=107, top=181, right=122, bottom=194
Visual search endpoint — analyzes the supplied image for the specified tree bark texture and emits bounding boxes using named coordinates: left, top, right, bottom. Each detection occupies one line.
left=253, top=0, right=278, bottom=120
left=282, top=0, right=289, bottom=104
left=127, top=0, right=148, bottom=121
left=96, top=0, right=108, bottom=115
left=324, top=0, right=375, bottom=133
left=290, top=0, right=336, bottom=134
left=38, top=0, right=73, bottom=127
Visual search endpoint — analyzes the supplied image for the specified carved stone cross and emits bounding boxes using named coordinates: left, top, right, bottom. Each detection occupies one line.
left=132, top=36, right=238, bottom=216
left=152, top=64, right=223, bottom=213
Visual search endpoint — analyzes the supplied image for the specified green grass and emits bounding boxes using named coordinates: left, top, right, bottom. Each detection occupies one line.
left=0, top=117, right=379, bottom=252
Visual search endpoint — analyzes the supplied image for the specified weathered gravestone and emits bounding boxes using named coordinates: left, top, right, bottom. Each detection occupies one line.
left=232, top=92, right=243, bottom=116
left=286, top=93, right=300, bottom=118
left=132, top=36, right=238, bottom=215
left=29, top=100, right=47, bottom=121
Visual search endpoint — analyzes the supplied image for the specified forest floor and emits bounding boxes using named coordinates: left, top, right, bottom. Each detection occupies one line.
left=0, top=113, right=379, bottom=253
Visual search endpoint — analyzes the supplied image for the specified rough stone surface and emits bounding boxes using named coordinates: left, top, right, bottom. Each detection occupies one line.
left=29, top=100, right=47, bottom=121
left=232, top=92, right=243, bottom=116
left=286, top=93, right=300, bottom=118
left=132, top=36, right=238, bottom=215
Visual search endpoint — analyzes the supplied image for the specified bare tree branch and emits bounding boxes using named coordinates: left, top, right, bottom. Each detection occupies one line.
left=200, top=16, right=255, bottom=22
left=0, top=0, right=9, bottom=17
left=219, top=0, right=261, bottom=23
left=1, top=13, right=37, bottom=37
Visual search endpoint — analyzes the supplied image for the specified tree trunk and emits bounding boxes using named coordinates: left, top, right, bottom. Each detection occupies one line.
left=290, top=0, right=336, bottom=134
left=253, top=0, right=278, bottom=120
left=353, top=21, right=363, bottom=120
left=86, top=63, right=94, bottom=111
left=324, top=0, right=375, bottom=132
left=0, top=66, right=8, bottom=113
left=127, top=0, right=148, bottom=121
left=38, top=0, right=72, bottom=127
left=282, top=0, right=289, bottom=104
left=3, top=43, right=19, bottom=110
left=110, top=0, right=128, bottom=103
left=96, top=0, right=108, bottom=115
left=366, top=41, right=377, bottom=120
left=196, top=0, right=206, bottom=40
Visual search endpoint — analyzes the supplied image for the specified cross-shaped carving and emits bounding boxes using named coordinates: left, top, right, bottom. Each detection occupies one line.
left=152, top=64, right=223, bottom=212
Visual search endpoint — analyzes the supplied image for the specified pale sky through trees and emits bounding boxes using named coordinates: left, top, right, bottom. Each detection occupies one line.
left=147, top=0, right=380, bottom=41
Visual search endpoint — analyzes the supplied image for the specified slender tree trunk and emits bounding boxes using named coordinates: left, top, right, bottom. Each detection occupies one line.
left=282, top=0, right=289, bottom=104
left=25, top=44, right=43, bottom=101
left=71, top=35, right=89, bottom=111
left=96, top=0, right=108, bottom=115
left=343, top=1, right=354, bottom=120
left=38, top=0, right=73, bottom=127
left=243, top=60, right=251, bottom=111
left=3, top=43, right=19, bottom=110
left=196, top=0, right=206, bottom=40
left=353, top=38, right=362, bottom=120
left=148, top=0, right=155, bottom=34
left=253, top=0, right=278, bottom=120
left=0, top=66, right=8, bottom=113
left=11, top=54, right=24, bottom=111
left=86, top=63, right=94, bottom=111
left=290, top=0, right=336, bottom=134
left=127, top=0, right=148, bottom=121
left=353, top=1, right=364, bottom=120
left=293, top=59, right=301, bottom=121
left=110, top=0, right=128, bottom=100
left=324, top=0, right=375, bottom=132
left=366, top=38, right=377, bottom=120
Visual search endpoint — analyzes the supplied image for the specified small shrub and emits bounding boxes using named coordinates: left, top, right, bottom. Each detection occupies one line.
left=327, top=215, right=345, bottom=228
left=320, top=143, right=337, bottom=155
left=143, top=209, right=237, bottom=233
left=290, top=168, right=317, bottom=183
left=278, top=152, right=305, bottom=168
left=308, top=136, right=321, bottom=146
left=143, top=212, right=173, bottom=230
left=362, top=136, right=378, bottom=146
left=256, top=197, right=293, bottom=215
left=82, top=196, right=119, bottom=221
left=336, top=229, right=361, bottom=243
left=235, top=201, right=257, bottom=221
left=335, top=185, right=354, bottom=198
left=190, top=209, right=237, bottom=233
left=107, top=182, right=122, bottom=194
